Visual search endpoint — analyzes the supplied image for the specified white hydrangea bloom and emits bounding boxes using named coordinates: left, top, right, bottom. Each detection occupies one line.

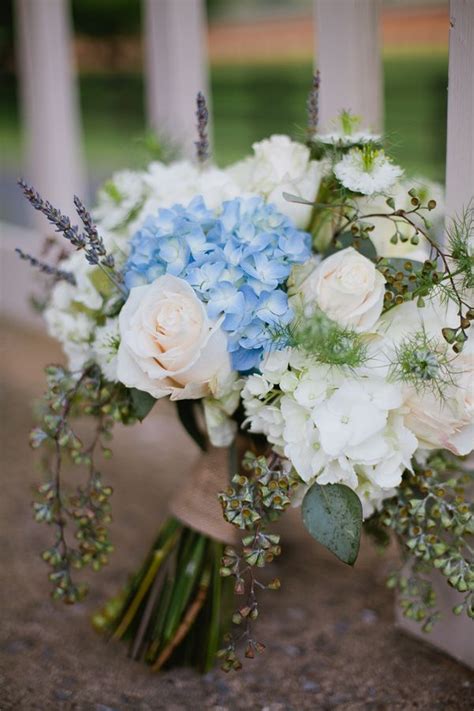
left=334, top=148, right=403, bottom=196
left=94, top=318, right=121, bottom=382
left=227, top=134, right=324, bottom=229
left=358, top=177, right=445, bottom=260
left=130, top=160, right=242, bottom=233
left=44, top=307, right=94, bottom=372
left=43, top=253, right=103, bottom=371
left=203, top=373, right=242, bottom=447
left=94, top=169, right=148, bottom=233
left=242, top=349, right=417, bottom=518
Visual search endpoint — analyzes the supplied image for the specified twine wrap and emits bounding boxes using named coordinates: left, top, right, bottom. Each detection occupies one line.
left=169, top=446, right=239, bottom=545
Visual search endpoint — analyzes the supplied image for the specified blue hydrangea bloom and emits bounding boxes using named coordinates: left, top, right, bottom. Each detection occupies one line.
left=124, top=196, right=311, bottom=371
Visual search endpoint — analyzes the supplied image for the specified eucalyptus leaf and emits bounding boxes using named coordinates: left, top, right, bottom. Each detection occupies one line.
left=130, top=388, right=157, bottom=421
left=282, top=191, right=316, bottom=206
left=326, top=232, right=377, bottom=260
left=301, top=482, right=362, bottom=566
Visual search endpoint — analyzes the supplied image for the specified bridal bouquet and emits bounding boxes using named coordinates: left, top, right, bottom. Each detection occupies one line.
left=19, top=78, right=473, bottom=672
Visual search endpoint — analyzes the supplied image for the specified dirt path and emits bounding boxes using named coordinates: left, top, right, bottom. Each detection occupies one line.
left=1, top=321, right=472, bottom=711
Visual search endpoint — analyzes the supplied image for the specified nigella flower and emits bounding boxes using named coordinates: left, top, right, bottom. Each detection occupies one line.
left=314, top=110, right=381, bottom=148
left=124, top=196, right=311, bottom=371
left=334, top=145, right=403, bottom=196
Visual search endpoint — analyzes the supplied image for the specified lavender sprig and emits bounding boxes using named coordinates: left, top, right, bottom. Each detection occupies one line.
left=195, top=91, right=210, bottom=164
left=19, top=179, right=86, bottom=249
left=73, top=195, right=116, bottom=271
left=18, top=179, right=127, bottom=297
left=15, top=248, right=77, bottom=286
left=307, top=71, right=321, bottom=135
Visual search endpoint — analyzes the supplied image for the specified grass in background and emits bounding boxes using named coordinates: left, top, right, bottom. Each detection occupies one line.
left=1, top=54, right=448, bottom=182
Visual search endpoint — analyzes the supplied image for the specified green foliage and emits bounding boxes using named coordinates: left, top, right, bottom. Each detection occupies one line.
left=446, top=205, right=474, bottom=293
left=325, top=230, right=377, bottom=260
left=273, top=309, right=368, bottom=370
left=71, top=0, right=141, bottom=37
left=30, top=364, right=145, bottom=603
left=218, top=452, right=295, bottom=670
left=176, top=400, right=207, bottom=451
left=387, top=566, right=440, bottom=632
left=389, top=327, right=456, bottom=398
left=129, top=388, right=156, bottom=421
left=373, top=452, right=474, bottom=628
left=302, top=482, right=362, bottom=566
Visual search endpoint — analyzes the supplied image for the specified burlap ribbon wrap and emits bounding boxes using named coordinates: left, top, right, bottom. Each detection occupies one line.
left=169, top=446, right=239, bottom=545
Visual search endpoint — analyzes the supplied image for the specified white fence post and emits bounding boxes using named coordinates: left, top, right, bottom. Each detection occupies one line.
left=314, top=0, right=382, bottom=132
left=395, top=0, right=474, bottom=670
left=445, top=0, right=474, bottom=218
left=14, top=0, right=86, bottom=225
left=143, top=0, right=209, bottom=159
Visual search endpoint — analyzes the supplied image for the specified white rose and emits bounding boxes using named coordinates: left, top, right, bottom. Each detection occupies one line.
left=227, top=135, right=323, bottom=229
left=299, top=247, right=385, bottom=332
left=117, top=274, right=231, bottom=400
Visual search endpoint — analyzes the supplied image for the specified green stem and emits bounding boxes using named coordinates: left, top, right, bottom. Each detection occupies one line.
left=204, top=541, right=223, bottom=671
left=163, top=534, right=206, bottom=641
left=112, top=528, right=179, bottom=640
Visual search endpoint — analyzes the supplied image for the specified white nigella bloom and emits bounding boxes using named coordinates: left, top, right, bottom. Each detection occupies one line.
left=334, top=146, right=403, bottom=196
left=94, top=318, right=121, bottom=382
left=242, top=349, right=417, bottom=518
left=315, top=110, right=381, bottom=147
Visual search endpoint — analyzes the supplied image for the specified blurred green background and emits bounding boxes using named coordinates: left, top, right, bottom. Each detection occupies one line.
left=1, top=55, right=448, bottom=178
left=0, top=0, right=448, bottom=219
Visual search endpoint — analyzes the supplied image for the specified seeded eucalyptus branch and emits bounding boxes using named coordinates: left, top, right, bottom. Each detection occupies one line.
left=369, top=452, right=474, bottom=630
left=325, top=192, right=473, bottom=352
left=218, top=452, right=295, bottom=671
left=31, top=364, right=138, bottom=602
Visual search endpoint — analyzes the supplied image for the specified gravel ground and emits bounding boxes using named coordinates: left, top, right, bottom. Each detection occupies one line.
left=1, top=321, right=472, bottom=711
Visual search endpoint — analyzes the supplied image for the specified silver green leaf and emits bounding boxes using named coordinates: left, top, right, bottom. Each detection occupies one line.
left=301, top=482, right=362, bottom=566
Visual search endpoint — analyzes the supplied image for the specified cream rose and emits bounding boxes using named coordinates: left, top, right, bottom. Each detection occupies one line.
left=379, top=298, right=474, bottom=456
left=404, top=365, right=474, bottom=456
left=298, top=247, right=385, bottom=332
left=117, top=274, right=231, bottom=400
